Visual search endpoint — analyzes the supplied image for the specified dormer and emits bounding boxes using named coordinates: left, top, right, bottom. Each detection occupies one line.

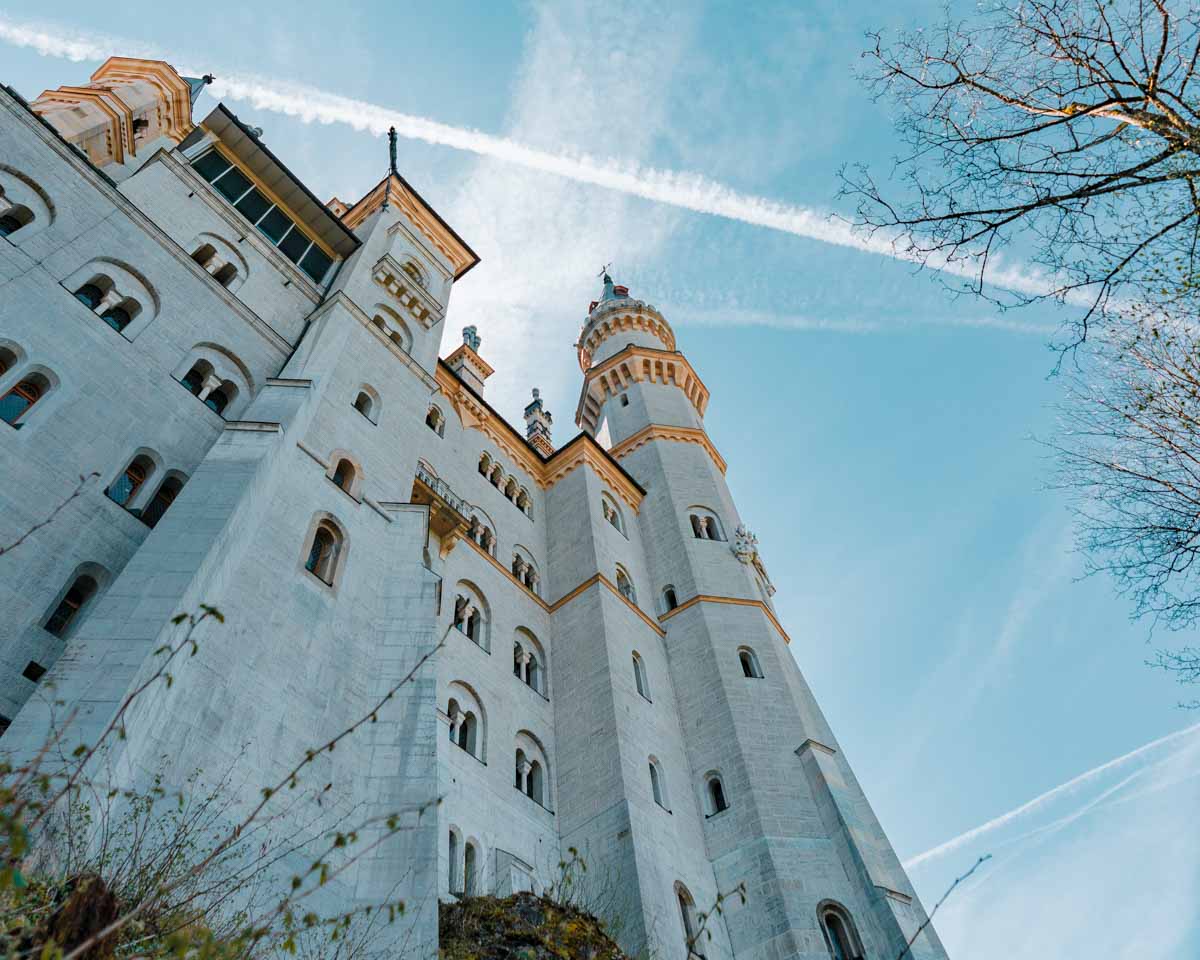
left=179, top=106, right=360, bottom=287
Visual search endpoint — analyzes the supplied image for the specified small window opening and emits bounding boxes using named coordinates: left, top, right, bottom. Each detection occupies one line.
left=73, top=283, right=103, bottom=310
left=305, top=523, right=341, bottom=585
left=1, top=379, right=44, bottom=427
left=22, top=661, right=46, bottom=683
left=332, top=459, right=355, bottom=492
left=44, top=575, right=98, bottom=636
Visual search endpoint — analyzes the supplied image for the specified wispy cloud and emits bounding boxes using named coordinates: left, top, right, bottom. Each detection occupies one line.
left=905, top=719, right=1200, bottom=870
left=670, top=305, right=1058, bottom=336
left=0, top=12, right=1060, bottom=301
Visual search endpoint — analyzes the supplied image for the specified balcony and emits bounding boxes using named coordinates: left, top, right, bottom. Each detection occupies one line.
left=412, top=464, right=471, bottom=558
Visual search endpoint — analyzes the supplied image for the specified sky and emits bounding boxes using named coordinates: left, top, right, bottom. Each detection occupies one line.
left=3, top=1, right=1199, bottom=955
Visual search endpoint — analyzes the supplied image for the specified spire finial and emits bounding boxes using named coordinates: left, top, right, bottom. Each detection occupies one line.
left=598, top=262, right=613, bottom=284
left=388, top=126, right=398, bottom=176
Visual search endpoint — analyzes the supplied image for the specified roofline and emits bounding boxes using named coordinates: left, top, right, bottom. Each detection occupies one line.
left=213, top=103, right=361, bottom=252
left=348, top=172, right=480, bottom=280
left=436, top=359, right=646, bottom=495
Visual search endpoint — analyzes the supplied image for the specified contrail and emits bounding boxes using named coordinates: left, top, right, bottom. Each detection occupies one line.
left=0, top=14, right=1059, bottom=300
left=903, top=720, right=1200, bottom=870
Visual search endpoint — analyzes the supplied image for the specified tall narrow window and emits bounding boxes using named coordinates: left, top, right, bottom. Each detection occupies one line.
left=1, top=379, right=43, bottom=426
left=527, top=759, right=544, bottom=804
left=106, top=457, right=151, bottom=508
left=142, top=476, right=184, bottom=529
left=818, top=905, right=863, bottom=960
left=707, top=776, right=728, bottom=814
left=463, top=842, right=478, bottom=895
left=632, top=652, right=650, bottom=700
left=304, top=521, right=343, bottom=585
left=662, top=586, right=679, bottom=612
left=677, top=885, right=702, bottom=957
left=44, top=575, right=98, bottom=637
left=739, top=648, right=763, bottom=679
left=649, top=760, right=667, bottom=808
left=426, top=406, right=445, bottom=436
left=448, top=831, right=460, bottom=894
left=353, top=392, right=374, bottom=420
left=616, top=568, right=637, bottom=604
left=331, top=459, right=355, bottom=492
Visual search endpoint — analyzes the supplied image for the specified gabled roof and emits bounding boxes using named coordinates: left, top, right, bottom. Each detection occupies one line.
left=342, top=173, right=480, bottom=280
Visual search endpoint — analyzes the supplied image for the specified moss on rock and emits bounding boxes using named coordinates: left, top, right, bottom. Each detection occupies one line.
left=439, top=892, right=628, bottom=960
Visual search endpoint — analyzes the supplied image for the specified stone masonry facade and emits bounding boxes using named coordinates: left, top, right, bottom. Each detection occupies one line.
left=0, top=58, right=950, bottom=960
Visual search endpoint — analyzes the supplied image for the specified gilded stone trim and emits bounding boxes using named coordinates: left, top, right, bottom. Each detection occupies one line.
left=609, top=424, right=727, bottom=475
left=659, top=593, right=792, bottom=645
left=548, top=573, right=666, bottom=637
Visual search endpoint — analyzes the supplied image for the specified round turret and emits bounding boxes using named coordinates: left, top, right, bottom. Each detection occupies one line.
left=576, top=273, right=675, bottom=372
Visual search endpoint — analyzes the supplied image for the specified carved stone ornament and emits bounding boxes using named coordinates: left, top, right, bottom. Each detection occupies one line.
left=732, top=524, right=758, bottom=563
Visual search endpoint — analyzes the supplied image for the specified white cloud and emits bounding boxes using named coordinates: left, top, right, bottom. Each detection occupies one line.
left=0, top=10, right=1064, bottom=315
left=906, top=719, right=1200, bottom=870
left=919, top=731, right=1200, bottom=958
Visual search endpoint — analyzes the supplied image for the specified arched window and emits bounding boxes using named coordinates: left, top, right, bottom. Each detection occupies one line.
left=448, top=829, right=460, bottom=894
left=601, top=495, right=624, bottom=534
left=455, top=711, right=478, bottom=755
left=44, top=575, right=98, bottom=637
left=504, top=477, right=519, bottom=502
left=616, top=567, right=637, bottom=604
left=649, top=757, right=668, bottom=809
left=353, top=391, right=375, bottom=421
left=517, top=489, right=532, bottom=518
left=489, top=464, right=503, bottom=488
left=73, top=283, right=103, bottom=310
left=181, top=362, right=207, bottom=396
left=515, top=734, right=550, bottom=807
left=106, top=454, right=154, bottom=508
left=689, top=508, right=725, bottom=542
left=478, top=452, right=491, bottom=477
left=513, top=641, right=525, bottom=679
left=739, top=647, right=763, bottom=679
left=0, top=205, right=33, bottom=238
left=677, top=884, right=702, bottom=957
left=705, top=773, right=728, bottom=815
left=426, top=405, right=445, bottom=436
left=513, top=630, right=545, bottom=695
left=447, top=687, right=487, bottom=760
left=212, top=263, right=237, bottom=287
left=142, top=475, right=185, bottom=529
left=632, top=652, right=650, bottom=700
left=818, top=903, right=864, bottom=960
left=204, top=384, right=231, bottom=415
left=463, top=841, right=478, bottom=895
left=662, top=585, right=679, bottom=612
left=451, top=584, right=489, bottom=650
left=332, top=458, right=355, bottom=492
left=101, top=303, right=132, bottom=332
left=1, top=376, right=45, bottom=426
left=304, top=519, right=344, bottom=586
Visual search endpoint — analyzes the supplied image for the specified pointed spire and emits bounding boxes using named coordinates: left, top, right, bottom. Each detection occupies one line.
left=183, top=74, right=214, bottom=106
left=388, top=126, right=399, bottom=176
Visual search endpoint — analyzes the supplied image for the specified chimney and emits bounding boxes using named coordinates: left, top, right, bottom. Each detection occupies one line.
left=524, top=388, right=554, bottom=456
left=445, top=325, right=493, bottom=395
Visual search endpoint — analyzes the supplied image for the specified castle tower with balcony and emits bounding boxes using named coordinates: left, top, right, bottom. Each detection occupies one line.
left=0, top=56, right=949, bottom=960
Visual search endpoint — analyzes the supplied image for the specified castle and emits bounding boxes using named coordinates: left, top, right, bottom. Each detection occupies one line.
left=0, top=58, right=949, bottom=960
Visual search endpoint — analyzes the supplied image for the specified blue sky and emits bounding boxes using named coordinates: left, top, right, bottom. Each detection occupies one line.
left=3, top=1, right=1199, bottom=954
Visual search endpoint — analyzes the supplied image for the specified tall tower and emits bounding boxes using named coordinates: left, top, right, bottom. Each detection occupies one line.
left=574, top=275, right=949, bottom=960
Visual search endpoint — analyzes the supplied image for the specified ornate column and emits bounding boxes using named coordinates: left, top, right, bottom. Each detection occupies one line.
left=94, top=288, right=124, bottom=316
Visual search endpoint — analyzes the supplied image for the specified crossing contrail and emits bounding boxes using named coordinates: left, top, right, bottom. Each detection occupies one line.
left=0, top=14, right=1059, bottom=300
left=903, top=720, right=1200, bottom=870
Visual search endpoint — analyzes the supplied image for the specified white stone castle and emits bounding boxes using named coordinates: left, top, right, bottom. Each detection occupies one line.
left=0, top=58, right=949, bottom=960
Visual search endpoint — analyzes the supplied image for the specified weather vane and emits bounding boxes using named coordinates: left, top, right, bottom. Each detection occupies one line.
left=597, top=262, right=612, bottom=281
